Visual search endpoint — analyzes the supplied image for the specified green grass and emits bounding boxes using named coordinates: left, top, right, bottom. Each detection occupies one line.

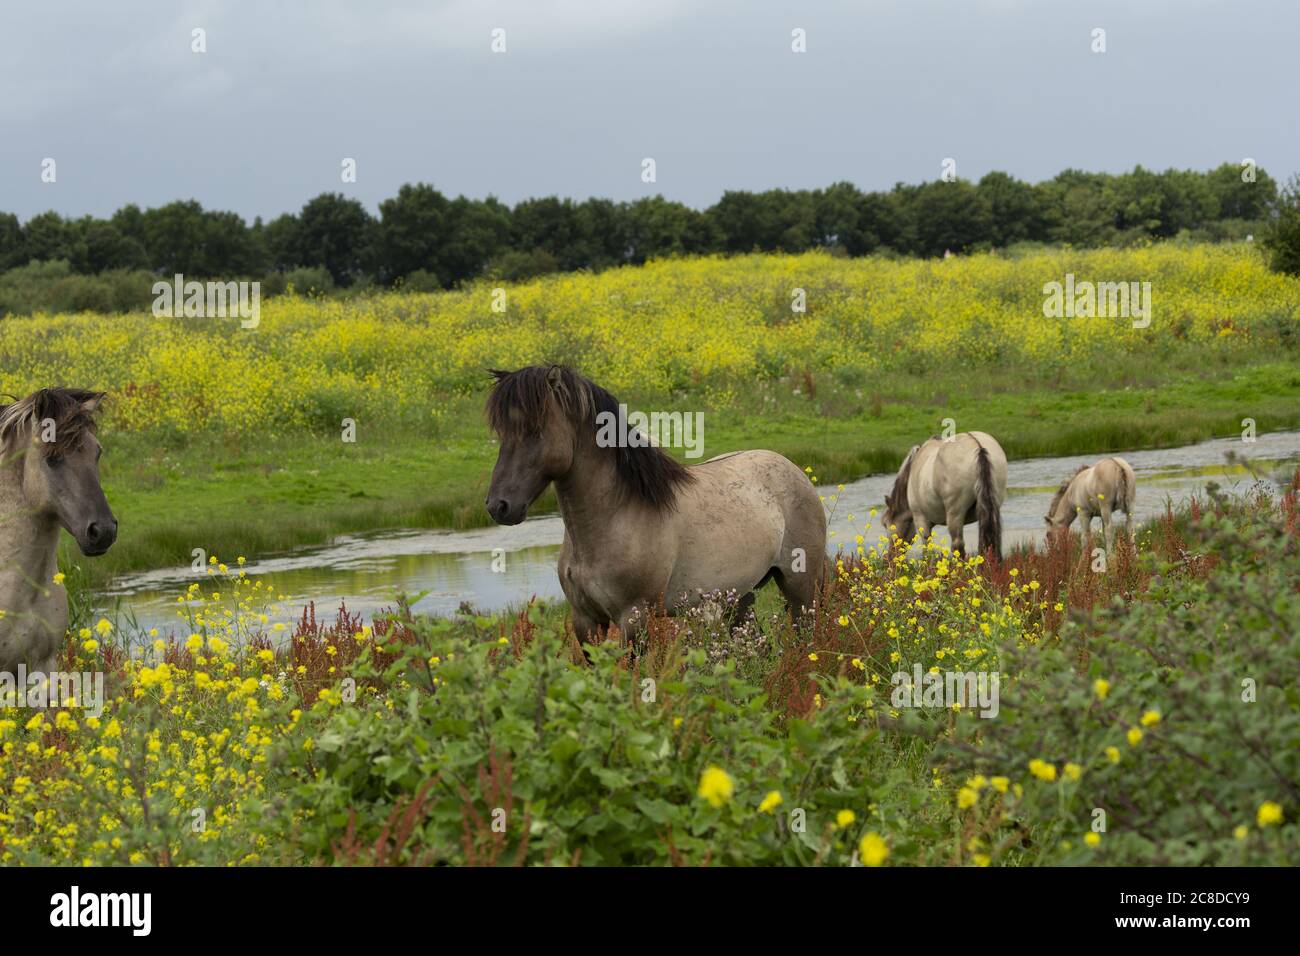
left=67, top=350, right=1300, bottom=587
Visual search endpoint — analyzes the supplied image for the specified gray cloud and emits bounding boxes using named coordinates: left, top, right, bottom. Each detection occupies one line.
left=0, top=0, right=1291, bottom=221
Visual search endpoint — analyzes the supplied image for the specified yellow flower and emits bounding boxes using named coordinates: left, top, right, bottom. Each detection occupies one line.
left=1233, top=825, right=1249, bottom=840
left=52, top=572, right=65, bottom=585
left=1093, top=679, right=1110, bottom=700
left=94, top=618, right=113, bottom=636
left=1105, top=746, right=1121, bottom=764
left=1140, top=709, right=1161, bottom=727
left=1084, top=832, right=1101, bottom=847
left=858, top=832, right=889, bottom=867
left=990, top=776, right=1009, bottom=793
left=836, top=809, right=856, bottom=828
left=807, top=653, right=818, bottom=662
left=837, top=615, right=849, bottom=626
left=1063, top=763, right=1082, bottom=782
left=1257, top=802, right=1283, bottom=827
left=1126, top=727, right=1143, bottom=747
left=957, top=787, right=979, bottom=809
left=697, top=765, right=734, bottom=808
left=971, top=853, right=991, bottom=867
left=1028, top=759, right=1057, bottom=782
left=82, top=638, right=99, bottom=653
left=758, top=791, right=783, bottom=814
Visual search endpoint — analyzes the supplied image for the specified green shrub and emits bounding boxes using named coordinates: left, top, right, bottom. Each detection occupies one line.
left=283, top=265, right=335, bottom=294
left=248, top=612, right=955, bottom=866
left=939, top=496, right=1299, bottom=865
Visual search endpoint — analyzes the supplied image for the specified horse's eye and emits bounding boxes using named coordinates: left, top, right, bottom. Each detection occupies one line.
left=46, top=456, right=64, bottom=469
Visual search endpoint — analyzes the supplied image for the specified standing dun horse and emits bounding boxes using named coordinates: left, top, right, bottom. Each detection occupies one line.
left=0, top=388, right=118, bottom=675
left=1045, top=457, right=1136, bottom=551
left=484, top=365, right=825, bottom=645
left=882, top=431, right=1007, bottom=560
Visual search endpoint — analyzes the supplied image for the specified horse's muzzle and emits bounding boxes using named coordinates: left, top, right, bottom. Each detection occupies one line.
left=486, top=499, right=525, bottom=526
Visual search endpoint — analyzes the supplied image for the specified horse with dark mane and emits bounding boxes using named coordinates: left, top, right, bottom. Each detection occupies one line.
left=484, top=365, right=825, bottom=645
left=0, top=388, right=118, bottom=675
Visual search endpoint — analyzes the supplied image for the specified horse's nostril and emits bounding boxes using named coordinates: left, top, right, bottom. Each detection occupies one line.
left=87, top=521, right=116, bottom=546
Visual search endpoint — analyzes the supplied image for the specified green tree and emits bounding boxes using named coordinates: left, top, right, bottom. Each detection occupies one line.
left=909, top=179, right=993, bottom=256
left=977, top=171, right=1043, bottom=247
left=295, top=193, right=374, bottom=286
left=21, top=211, right=80, bottom=265
left=1263, top=175, right=1300, bottom=275
left=0, top=213, right=24, bottom=270
left=373, top=183, right=451, bottom=283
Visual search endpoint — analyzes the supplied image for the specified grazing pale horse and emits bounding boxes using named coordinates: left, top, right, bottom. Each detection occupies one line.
left=0, top=388, right=118, bottom=675
left=484, top=365, right=826, bottom=644
left=882, top=431, right=1007, bottom=560
left=1045, top=457, right=1136, bottom=552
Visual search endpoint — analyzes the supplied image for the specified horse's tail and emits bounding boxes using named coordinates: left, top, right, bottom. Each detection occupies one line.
left=1115, top=459, right=1134, bottom=514
left=974, top=442, right=1002, bottom=562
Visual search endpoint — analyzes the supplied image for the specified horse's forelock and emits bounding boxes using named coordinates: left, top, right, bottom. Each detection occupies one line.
left=484, top=365, right=693, bottom=510
left=0, top=387, right=104, bottom=458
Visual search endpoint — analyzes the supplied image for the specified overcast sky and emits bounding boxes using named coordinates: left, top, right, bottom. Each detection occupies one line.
left=1, top=0, right=1293, bottom=222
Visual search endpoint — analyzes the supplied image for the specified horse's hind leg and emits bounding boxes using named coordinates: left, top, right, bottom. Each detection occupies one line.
left=728, top=589, right=757, bottom=627
left=946, top=509, right=968, bottom=560
left=772, top=547, right=822, bottom=626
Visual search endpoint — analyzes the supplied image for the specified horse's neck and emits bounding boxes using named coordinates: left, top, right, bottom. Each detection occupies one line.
left=0, top=458, right=59, bottom=593
left=1063, top=470, right=1092, bottom=515
left=553, top=442, right=623, bottom=557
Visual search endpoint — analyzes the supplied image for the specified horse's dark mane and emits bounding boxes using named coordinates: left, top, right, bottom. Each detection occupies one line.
left=486, top=365, right=694, bottom=511
left=885, top=454, right=912, bottom=513
left=1045, top=464, right=1088, bottom=521
left=886, top=439, right=935, bottom=513
left=0, top=387, right=104, bottom=459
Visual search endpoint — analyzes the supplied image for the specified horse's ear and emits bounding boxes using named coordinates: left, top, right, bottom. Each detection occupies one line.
left=80, top=392, right=105, bottom=415
left=546, top=365, right=564, bottom=389
left=488, top=369, right=511, bottom=382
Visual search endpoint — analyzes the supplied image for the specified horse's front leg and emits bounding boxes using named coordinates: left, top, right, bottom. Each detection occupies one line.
left=1100, top=503, right=1115, bottom=554
left=1077, top=510, right=1094, bottom=555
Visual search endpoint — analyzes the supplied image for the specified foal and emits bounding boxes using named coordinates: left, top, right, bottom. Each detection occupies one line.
left=1045, top=457, right=1136, bottom=552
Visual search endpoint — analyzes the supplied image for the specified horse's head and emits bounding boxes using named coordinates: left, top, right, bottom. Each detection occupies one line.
left=0, top=388, right=118, bottom=555
left=1044, top=466, right=1086, bottom=536
left=882, top=445, right=918, bottom=544
left=483, top=366, right=579, bottom=525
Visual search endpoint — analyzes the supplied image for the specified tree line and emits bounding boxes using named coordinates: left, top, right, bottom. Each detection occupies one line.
left=0, top=163, right=1286, bottom=292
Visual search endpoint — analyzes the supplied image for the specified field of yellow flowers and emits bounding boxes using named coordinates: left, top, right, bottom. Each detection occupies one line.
left=1, top=242, right=1296, bottom=439
left=5, top=241, right=1297, bottom=581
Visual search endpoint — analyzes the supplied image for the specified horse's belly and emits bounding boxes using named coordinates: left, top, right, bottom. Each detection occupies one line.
left=666, top=506, right=782, bottom=602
